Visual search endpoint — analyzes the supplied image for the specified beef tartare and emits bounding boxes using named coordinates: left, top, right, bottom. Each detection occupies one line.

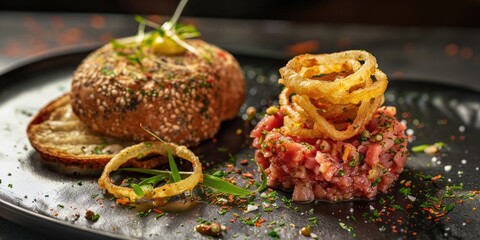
left=251, top=51, right=408, bottom=202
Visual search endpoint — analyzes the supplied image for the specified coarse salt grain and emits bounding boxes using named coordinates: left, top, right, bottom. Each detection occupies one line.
left=459, top=125, right=465, bottom=133
left=461, top=159, right=467, bottom=164
left=431, top=157, right=438, bottom=162
left=407, top=195, right=417, bottom=202
left=444, top=165, right=452, bottom=172
left=245, top=204, right=258, bottom=213
left=406, top=129, right=414, bottom=136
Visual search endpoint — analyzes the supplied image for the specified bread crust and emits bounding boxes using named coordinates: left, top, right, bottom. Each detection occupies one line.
left=71, top=39, right=245, bottom=146
left=27, top=94, right=165, bottom=171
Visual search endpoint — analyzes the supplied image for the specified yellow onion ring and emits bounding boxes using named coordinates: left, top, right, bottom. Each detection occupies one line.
left=280, top=50, right=387, bottom=104
left=278, top=50, right=388, bottom=141
left=98, top=141, right=203, bottom=205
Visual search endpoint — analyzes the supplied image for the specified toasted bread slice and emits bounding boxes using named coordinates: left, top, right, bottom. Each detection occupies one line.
left=27, top=94, right=165, bottom=173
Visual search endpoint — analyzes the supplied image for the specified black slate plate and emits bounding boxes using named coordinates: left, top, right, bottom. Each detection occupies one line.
left=0, top=46, right=479, bottom=240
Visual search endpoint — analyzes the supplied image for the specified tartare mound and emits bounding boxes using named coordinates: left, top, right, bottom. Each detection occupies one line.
left=251, top=106, right=408, bottom=203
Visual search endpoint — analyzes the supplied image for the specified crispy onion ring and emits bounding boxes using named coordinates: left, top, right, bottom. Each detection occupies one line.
left=279, top=50, right=387, bottom=140
left=280, top=50, right=388, bottom=105
left=98, top=141, right=202, bottom=205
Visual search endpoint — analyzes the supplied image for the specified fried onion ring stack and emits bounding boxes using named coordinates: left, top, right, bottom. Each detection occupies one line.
left=278, top=50, right=388, bottom=141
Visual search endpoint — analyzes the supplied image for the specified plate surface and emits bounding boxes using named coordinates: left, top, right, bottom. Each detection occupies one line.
left=0, top=47, right=479, bottom=240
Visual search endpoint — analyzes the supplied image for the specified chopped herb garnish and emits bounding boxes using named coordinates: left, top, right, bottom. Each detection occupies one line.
left=308, top=216, right=318, bottom=226
left=241, top=214, right=261, bottom=226
left=155, top=212, right=166, bottom=219
left=349, top=158, right=356, bottom=167
left=218, top=208, right=228, bottom=215
left=372, top=177, right=381, bottom=187
left=267, top=228, right=281, bottom=239
left=138, top=209, right=152, bottom=217
left=399, top=187, right=411, bottom=196
left=339, top=222, right=356, bottom=236
left=281, top=196, right=293, bottom=209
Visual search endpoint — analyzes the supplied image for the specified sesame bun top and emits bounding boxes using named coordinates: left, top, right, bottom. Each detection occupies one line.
left=71, top=39, right=245, bottom=146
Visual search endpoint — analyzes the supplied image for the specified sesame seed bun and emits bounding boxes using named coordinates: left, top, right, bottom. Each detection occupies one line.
left=71, top=39, right=246, bottom=146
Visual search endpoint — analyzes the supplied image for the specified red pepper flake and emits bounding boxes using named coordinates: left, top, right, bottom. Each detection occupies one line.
left=401, top=112, right=411, bottom=118
left=431, top=175, right=443, bottom=181
left=152, top=208, right=163, bottom=214
left=255, top=219, right=266, bottom=227
left=207, top=76, right=215, bottom=84
left=217, top=51, right=227, bottom=59
left=240, top=159, right=249, bottom=165
left=242, top=173, right=253, bottom=179
left=144, top=72, right=153, bottom=80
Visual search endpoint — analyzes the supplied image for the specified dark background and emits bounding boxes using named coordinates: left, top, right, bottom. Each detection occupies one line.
left=2, top=0, right=480, bottom=27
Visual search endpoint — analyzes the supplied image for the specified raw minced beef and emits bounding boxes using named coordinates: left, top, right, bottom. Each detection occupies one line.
left=251, top=106, right=408, bottom=203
